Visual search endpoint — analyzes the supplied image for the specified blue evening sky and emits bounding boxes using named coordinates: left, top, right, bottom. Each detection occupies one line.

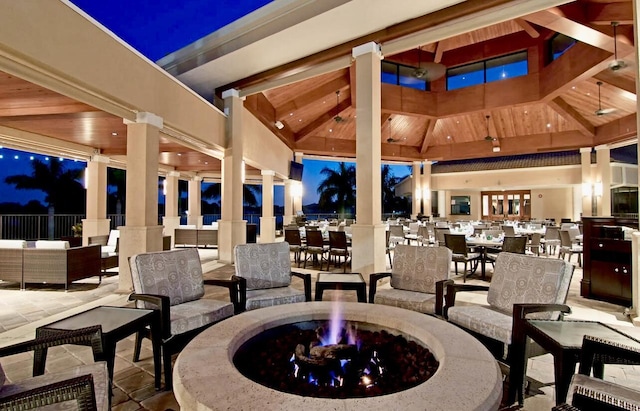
left=1, top=1, right=409, bottom=207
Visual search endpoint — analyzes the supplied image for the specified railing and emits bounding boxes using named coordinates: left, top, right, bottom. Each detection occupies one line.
left=0, top=214, right=84, bottom=240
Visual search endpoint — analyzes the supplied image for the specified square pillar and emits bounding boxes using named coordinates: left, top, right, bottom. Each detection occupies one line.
left=595, top=145, right=611, bottom=217
left=162, top=171, right=181, bottom=246
left=260, top=170, right=276, bottom=243
left=351, top=42, right=386, bottom=276
left=580, top=147, right=593, bottom=217
left=411, top=161, right=421, bottom=219
left=422, top=161, right=432, bottom=218
left=82, top=154, right=110, bottom=245
left=187, top=176, right=203, bottom=227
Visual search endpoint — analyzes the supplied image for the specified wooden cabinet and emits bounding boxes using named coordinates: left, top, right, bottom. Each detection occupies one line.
left=581, top=217, right=636, bottom=306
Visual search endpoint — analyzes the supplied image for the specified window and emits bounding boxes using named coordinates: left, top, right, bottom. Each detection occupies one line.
left=446, top=51, right=528, bottom=91
left=550, top=33, right=576, bottom=61
left=381, top=60, right=430, bottom=91
left=451, top=195, right=471, bottom=215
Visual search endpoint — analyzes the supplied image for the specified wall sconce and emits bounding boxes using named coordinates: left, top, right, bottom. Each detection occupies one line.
left=583, top=181, right=604, bottom=215
left=291, top=182, right=303, bottom=198
left=415, top=188, right=422, bottom=200
left=582, top=182, right=592, bottom=197
left=593, top=182, right=603, bottom=197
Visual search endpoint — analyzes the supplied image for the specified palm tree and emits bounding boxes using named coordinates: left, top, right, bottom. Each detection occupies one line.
left=381, top=164, right=398, bottom=214
left=202, top=183, right=260, bottom=207
left=316, top=162, right=356, bottom=214
left=5, top=159, right=85, bottom=213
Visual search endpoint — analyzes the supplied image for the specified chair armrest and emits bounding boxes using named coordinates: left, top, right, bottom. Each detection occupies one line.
left=435, top=279, right=454, bottom=317
left=291, top=271, right=312, bottom=302
left=203, top=278, right=241, bottom=314
left=88, top=235, right=108, bottom=246
left=0, top=325, right=103, bottom=359
left=128, top=293, right=171, bottom=340
left=0, top=374, right=100, bottom=411
left=512, top=303, right=572, bottom=321
left=444, top=283, right=490, bottom=319
left=231, top=275, right=247, bottom=313
left=368, top=272, right=392, bottom=303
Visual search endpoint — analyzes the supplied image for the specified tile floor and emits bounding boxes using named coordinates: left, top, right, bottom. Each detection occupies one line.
left=0, top=246, right=638, bottom=410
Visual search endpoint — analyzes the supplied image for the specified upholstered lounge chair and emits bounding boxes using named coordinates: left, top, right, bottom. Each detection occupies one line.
left=129, top=248, right=239, bottom=389
left=444, top=252, right=574, bottom=363
left=369, top=244, right=453, bottom=316
left=0, top=325, right=109, bottom=411
left=0, top=239, right=27, bottom=288
left=233, top=242, right=311, bottom=311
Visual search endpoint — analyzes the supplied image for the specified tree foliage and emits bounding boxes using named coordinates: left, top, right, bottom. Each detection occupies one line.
left=316, top=162, right=356, bottom=214
left=202, top=182, right=260, bottom=207
left=5, top=159, right=85, bottom=213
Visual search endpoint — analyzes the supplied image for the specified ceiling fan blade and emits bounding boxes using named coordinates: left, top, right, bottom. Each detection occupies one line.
left=595, top=107, right=617, bottom=116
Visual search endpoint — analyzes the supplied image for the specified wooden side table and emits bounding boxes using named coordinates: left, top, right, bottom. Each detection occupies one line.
left=315, top=272, right=366, bottom=302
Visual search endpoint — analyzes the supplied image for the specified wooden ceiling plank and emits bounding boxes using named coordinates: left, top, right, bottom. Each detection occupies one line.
left=586, top=2, right=634, bottom=25
left=244, top=93, right=296, bottom=147
left=274, top=73, right=349, bottom=119
left=420, top=119, right=437, bottom=154
left=434, top=41, right=445, bottom=63
left=514, top=18, right=540, bottom=38
left=295, top=97, right=351, bottom=143
left=547, top=96, right=596, bottom=136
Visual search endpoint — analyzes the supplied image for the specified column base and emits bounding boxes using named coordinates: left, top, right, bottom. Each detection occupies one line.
left=350, top=224, right=387, bottom=277
left=81, top=218, right=111, bottom=246
left=259, top=217, right=276, bottom=243
left=117, top=225, right=164, bottom=293
left=218, top=220, right=247, bottom=263
left=187, top=215, right=204, bottom=228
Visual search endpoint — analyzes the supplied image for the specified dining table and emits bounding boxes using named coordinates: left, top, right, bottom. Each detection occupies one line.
left=465, top=236, right=504, bottom=280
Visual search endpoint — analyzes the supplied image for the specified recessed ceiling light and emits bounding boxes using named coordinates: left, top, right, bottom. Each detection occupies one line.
left=289, top=113, right=293, bottom=116
left=586, top=92, right=590, bottom=96
left=298, top=119, right=302, bottom=122
left=329, top=128, right=333, bottom=133
left=111, top=132, right=118, bottom=136
left=546, top=123, right=551, bottom=128
left=177, top=153, right=182, bottom=156
left=447, top=135, right=451, bottom=140
left=524, top=110, right=528, bottom=114
left=571, top=86, right=576, bottom=90
left=205, top=161, right=208, bottom=165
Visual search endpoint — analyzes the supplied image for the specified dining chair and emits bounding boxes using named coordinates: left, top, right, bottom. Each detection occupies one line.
left=542, top=226, right=561, bottom=255
left=444, top=233, right=481, bottom=282
left=526, top=232, right=542, bottom=256
left=328, top=230, right=350, bottom=272
left=303, top=229, right=328, bottom=269
left=559, top=230, right=583, bottom=266
left=284, top=228, right=305, bottom=267
left=388, top=224, right=406, bottom=246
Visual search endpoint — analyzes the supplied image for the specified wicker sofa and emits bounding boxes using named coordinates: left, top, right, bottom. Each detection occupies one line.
left=0, top=240, right=28, bottom=288
left=22, top=241, right=102, bottom=290
left=174, top=226, right=218, bottom=248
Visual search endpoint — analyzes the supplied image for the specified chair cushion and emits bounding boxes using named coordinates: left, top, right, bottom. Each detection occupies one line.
left=0, top=361, right=109, bottom=411
left=34, top=240, right=69, bottom=249
left=130, top=248, right=205, bottom=307
left=234, top=242, right=292, bottom=290
left=169, top=299, right=234, bottom=335
left=568, top=374, right=640, bottom=410
left=374, top=286, right=438, bottom=314
left=447, top=305, right=513, bottom=344
left=0, top=240, right=27, bottom=249
left=391, top=245, right=452, bottom=294
left=246, top=286, right=306, bottom=310
left=106, top=230, right=119, bottom=247
left=487, top=252, right=573, bottom=319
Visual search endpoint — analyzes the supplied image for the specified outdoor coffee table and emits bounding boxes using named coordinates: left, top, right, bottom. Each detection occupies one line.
left=315, top=272, right=366, bottom=302
left=34, top=305, right=162, bottom=391
left=508, top=319, right=640, bottom=406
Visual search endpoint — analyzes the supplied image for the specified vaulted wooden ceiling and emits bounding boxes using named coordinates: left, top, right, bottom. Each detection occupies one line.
left=239, top=0, right=638, bottom=163
left=0, top=0, right=636, bottom=176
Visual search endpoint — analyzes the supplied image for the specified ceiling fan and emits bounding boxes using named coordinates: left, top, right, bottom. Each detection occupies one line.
left=609, top=22, right=627, bottom=72
left=333, top=90, right=346, bottom=123
left=483, top=115, right=500, bottom=152
left=595, top=81, right=616, bottom=116
left=411, top=46, right=446, bottom=81
left=386, top=117, right=400, bottom=143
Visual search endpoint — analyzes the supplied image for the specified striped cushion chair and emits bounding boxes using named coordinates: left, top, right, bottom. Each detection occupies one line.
left=233, top=242, right=312, bottom=311
left=369, top=244, right=453, bottom=316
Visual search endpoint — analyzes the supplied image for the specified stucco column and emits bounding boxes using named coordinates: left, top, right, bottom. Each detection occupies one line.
left=260, top=170, right=276, bottom=243
left=293, top=153, right=303, bottom=215
left=580, top=147, right=593, bottom=217
left=82, top=154, right=110, bottom=245
left=437, top=190, right=446, bottom=219
left=119, top=112, right=164, bottom=293
left=351, top=42, right=385, bottom=276
left=218, top=89, right=246, bottom=263
left=422, top=161, right=432, bottom=218
left=187, top=176, right=203, bottom=227
left=162, top=171, right=180, bottom=246
left=283, top=180, right=294, bottom=226
left=595, top=145, right=611, bottom=217
left=411, top=161, right=421, bottom=219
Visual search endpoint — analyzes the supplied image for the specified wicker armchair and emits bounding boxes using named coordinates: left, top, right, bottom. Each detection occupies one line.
left=0, top=325, right=109, bottom=411
left=369, top=244, right=453, bottom=316
left=23, top=243, right=102, bottom=290
left=233, top=242, right=311, bottom=311
left=128, top=248, right=240, bottom=389
left=0, top=240, right=27, bottom=288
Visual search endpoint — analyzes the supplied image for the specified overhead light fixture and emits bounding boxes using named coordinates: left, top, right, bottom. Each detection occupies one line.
left=412, top=46, right=446, bottom=81
left=484, top=115, right=501, bottom=152
left=609, top=22, right=627, bottom=71
left=492, top=146, right=501, bottom=153
left=274, top=120, right=284, bottom=130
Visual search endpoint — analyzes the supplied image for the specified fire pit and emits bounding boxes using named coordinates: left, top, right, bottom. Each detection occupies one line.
left=173, top=302, right=503, bottom=411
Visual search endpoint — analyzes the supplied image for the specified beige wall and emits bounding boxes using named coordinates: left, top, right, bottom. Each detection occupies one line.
left=243, top=108, right=292, bottom=178
left=445, top=191, right=482, bottom=221
left=530, top=188, right=576, bottom=223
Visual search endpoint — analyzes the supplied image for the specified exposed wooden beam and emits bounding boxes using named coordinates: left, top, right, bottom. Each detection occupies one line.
left=434, top=42, right=445, bottom=63
left=548, top=96, right=596, bottom=136
left=515, top=18, right=540, bottom=38
left=586, top=2, right=634, bottom=25
left=274, top=72, right=349, bottom=119
left=295, top=97, right=351, bottom=143
left=594, top=112, right=637, bottom=145
left=594, top=70, right=637, bottom=94
left=420, top=119, right=437, bottom=154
